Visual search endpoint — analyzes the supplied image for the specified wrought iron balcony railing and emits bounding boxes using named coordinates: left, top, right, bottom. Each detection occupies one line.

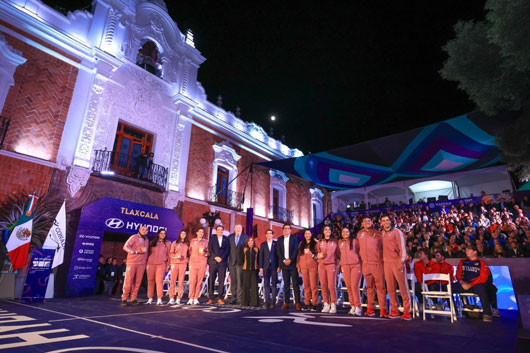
left=92, top=149, right=168, bottom=189
left=269, top=205, right=294, bottom=224
left=208, top=185, right=245, bottom=210
left=0, top=116, right=10, bottom=150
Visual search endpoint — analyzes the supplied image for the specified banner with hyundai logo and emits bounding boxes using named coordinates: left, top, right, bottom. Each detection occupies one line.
left=66, top=197, right=183, bottom=296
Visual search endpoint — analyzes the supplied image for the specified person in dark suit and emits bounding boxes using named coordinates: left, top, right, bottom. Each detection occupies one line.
left=207, top=225, right=230, bottom=304
left=276, top=224, right=301, bottom=310
left=228, top=224, right=247, bottom=304
left=259, top=229, right=278, bottom=308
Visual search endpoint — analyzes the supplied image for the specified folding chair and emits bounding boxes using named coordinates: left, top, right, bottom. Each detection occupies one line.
left=199, top=271, right=209, bottom=298
left=337, top=273, right=350, bottom=306
left=276, top=272, right=298, bottom=304
left=163, top=270, right=171, bottom=296
left=359, top=275, right=383, bottom=310
left=455, top=292, right=483, bottom=318
left=421, top=273, right=457, bottom=323
left=397, top=273, right=419, bottom=318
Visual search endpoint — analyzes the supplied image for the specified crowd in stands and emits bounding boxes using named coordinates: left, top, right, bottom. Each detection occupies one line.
left=324, top=194, right=530, bottom=258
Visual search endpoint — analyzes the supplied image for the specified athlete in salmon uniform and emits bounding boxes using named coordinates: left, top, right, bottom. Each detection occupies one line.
left=146, top=229, right=170, bottom=305
left=168, top=230, right=189, bottom=305
left=317, top=225, right=340, bottom=314
left=357, top=217, right=386, bottom=317
left=338, top=227, right=362, bottom=316
left=381, top=215, right=412, bottom=321
left=188, top=228, right=209, bottom=305
left=296, top=229, right=319, bottom=311
left=121, top=226, right=149, bottom=306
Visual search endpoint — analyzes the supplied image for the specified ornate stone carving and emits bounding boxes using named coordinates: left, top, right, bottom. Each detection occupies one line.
left=66, top=166, right=92, bottom=197
left=74, top=78, right=106, bottom=166
left=90, top=64, right=176, bottom=176
left=168, top=119, right=185, bottom=189
left=163, top=190, right=181, bottom=209
left=213, top=141, right=241, bottom=170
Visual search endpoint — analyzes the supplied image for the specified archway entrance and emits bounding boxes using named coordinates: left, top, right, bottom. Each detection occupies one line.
left=65, top=197, right=183, bottom=297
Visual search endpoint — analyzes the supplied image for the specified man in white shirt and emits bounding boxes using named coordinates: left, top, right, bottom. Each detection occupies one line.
left=259, top=229, right=278, bottom=308
left=276, top=224, right=301, bottom=310
left=207, top=225, right=229, bottom=304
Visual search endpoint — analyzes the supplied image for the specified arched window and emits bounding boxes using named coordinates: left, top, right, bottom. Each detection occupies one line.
left=136, top=40, right=162, bottom=78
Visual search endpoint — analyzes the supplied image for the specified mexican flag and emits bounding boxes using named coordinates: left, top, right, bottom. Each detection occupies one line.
left=6, top=194, right=39, bottom=271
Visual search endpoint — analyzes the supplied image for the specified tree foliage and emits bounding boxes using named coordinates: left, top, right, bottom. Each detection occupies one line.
left=440, top=0, right=530, bottom=180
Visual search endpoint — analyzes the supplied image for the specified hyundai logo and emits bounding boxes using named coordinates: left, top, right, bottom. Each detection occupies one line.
left=105, top=218, right=124, bottom=229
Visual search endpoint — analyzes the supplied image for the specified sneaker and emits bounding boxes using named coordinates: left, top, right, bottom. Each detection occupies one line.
left=146, top=298, right=153, bottom=305
left=482, top=314, right=493, bottom=323
left=218, top=299, right=225, bottom=305
left=156, top=299, right=163, bottom=305
left=295, top=303, right=302, bottom=311
left=380, top=310, right=388, bottom=318
left=186, top=299, right=193, bottom=305
left=168, top=298, right=175, bottom=305
left=176, top=299, right=181, bottom=305
left=321, top=303, right=330, bottom=313
left=193, top=299, right=199, bottom=305
left=366, top=308, right=375, bottom=317
left=353, top=306, right=363, bottom=317
left=401, top=312, right=412, bottom=321
left=282, top=303, right=289, bottom=310
left=120, top=300, right=127, bottom=307
left=329, top=303, right=337, bottom=314
left=388, top=311, right=401, bottom=319
left=206, top=299, right=214, bottom=305
left=131, top=300, right=139, bottom=306
left=492, top=308, right=500, bottom=318
left=311, top=305, right=318, bottom=312
left=348, top=307, right=355, bottom=315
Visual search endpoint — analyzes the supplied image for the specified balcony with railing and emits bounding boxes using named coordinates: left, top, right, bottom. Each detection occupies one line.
left=269, top=205, right=294, bottom=224
left=92, top=149, right=168, bottom=190
left=0, top=116, right=10, bottom=150
left=208, top=184, right=245, bottom=211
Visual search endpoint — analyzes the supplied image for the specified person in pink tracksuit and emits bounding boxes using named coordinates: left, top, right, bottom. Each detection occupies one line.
left=381, top=215, right=412, bottom=321
left=168, top=230, right=189, bottom=305
left=188, top=228, right=209, bottom=305
left=357, top=217, right=386, bottom=317
left=338, top=227, right=362, bottom=316
left=317, top=225, right=340, bottom=314
left=146, top=229, right=170, bottom=305
left=296, top=229, right=319, bottom=311
left=121, top=226, right=149, bottom=306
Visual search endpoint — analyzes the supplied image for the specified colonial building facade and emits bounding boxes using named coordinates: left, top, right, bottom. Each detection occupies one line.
left=0, top=0, right=330, bottom=270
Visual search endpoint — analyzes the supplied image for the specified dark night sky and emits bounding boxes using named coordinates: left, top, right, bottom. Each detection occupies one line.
left=48, top=0, right=486, bottom=154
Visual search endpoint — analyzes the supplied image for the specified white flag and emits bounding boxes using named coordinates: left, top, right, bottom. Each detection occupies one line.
left=43, top=201, right=66, bottom=269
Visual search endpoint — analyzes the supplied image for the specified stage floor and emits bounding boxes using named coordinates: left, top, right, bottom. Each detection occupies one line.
left=0, top=296, right=519, bottom=353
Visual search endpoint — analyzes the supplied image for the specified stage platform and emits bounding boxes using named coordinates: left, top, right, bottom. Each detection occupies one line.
left=0, top=296, right=519, bottom=353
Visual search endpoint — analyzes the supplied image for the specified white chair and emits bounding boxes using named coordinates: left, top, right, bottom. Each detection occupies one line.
left=397, top=273, right=419, bottom=318
left=455, top=292, right=483, bottom=318
left=199, top=271, right=209, bottom=298
left=359, top=275, right=384, bottom=310
left=162, top=270, right=171, bottom=296
left=337, top=273, right=350, bottom=306
left=421, top=273, right=457, bottom=323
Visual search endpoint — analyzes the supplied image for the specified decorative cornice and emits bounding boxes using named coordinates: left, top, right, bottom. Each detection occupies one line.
left=310, top=187, right=325, bottom=200
left=269, top=169, right=289, bottom=183
left=0, top=33, right=26, bottom=65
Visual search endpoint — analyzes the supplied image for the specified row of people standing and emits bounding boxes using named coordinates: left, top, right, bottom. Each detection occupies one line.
left=118, top=217, right=495, bottom=322
left=119, top=217, right=410, bottom=319
left=119, top=224, right=252, bottom=306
